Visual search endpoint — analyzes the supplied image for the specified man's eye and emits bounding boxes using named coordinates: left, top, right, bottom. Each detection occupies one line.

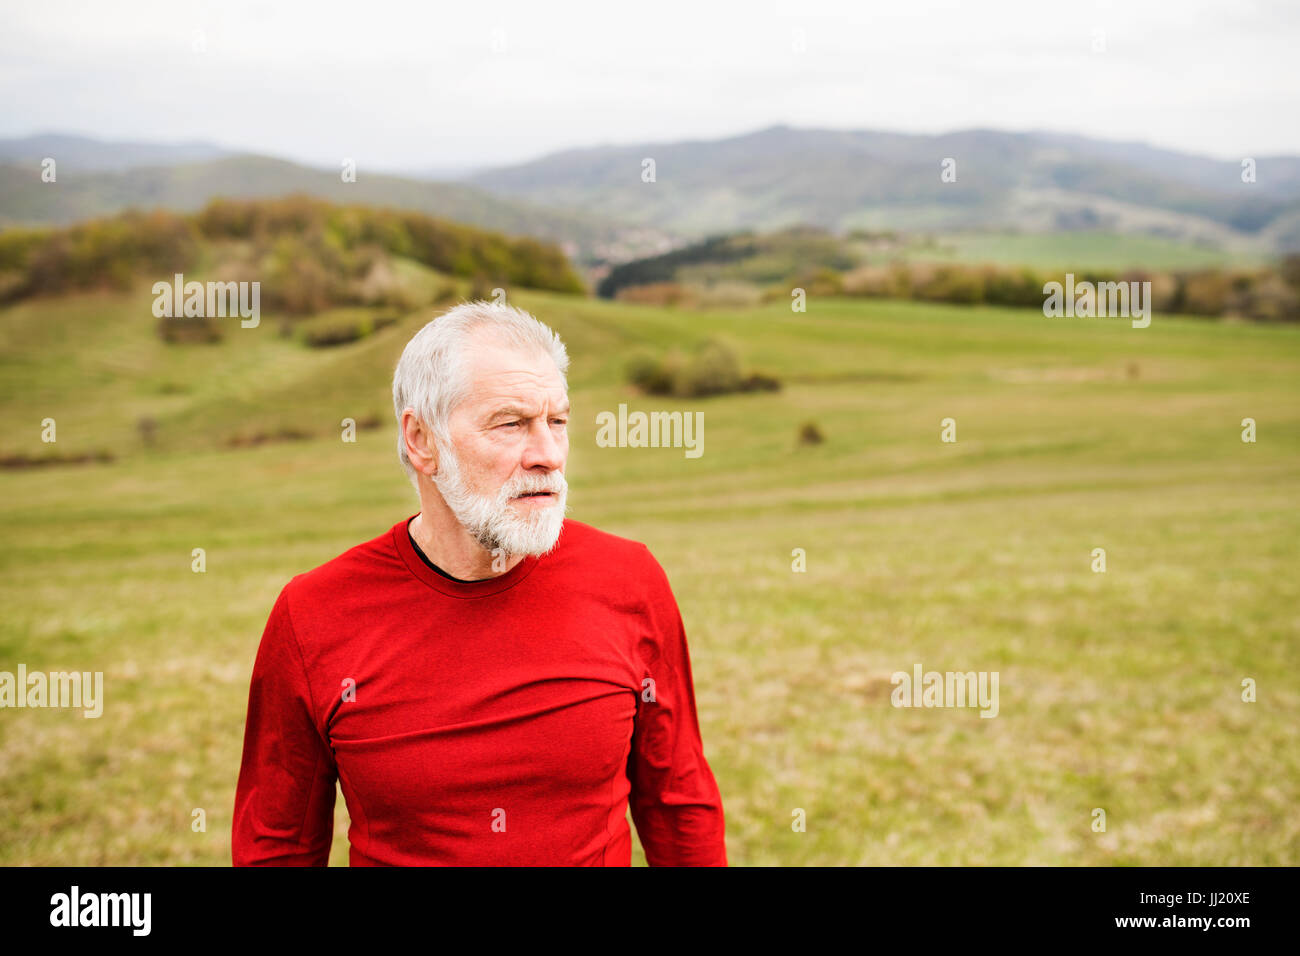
left=552, top=418, right=567, bottom=426
left=501, top=421, right=522, bottom=428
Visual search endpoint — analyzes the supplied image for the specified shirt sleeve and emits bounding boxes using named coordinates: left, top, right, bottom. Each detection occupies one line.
left=232, top=585, right=338, bottom=866
left=626, top=546, right=728, bottom=866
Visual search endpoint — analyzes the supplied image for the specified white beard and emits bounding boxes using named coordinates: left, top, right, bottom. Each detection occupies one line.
left=431, top=438, right=568, bottom=558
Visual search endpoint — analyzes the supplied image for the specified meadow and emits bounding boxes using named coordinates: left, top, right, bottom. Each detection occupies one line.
left=898, top=231, right=1272, bottom=272
left=1, top=281, right=1297, bottom=864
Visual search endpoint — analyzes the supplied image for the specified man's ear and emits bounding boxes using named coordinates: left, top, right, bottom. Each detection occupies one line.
left=400, top=408, right=438, bottom=477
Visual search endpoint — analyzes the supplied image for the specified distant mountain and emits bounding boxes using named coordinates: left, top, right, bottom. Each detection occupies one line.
left=0, top=148, right=673, bottom=265
left=463, top=125, right=1300, bottom=253
left=6, top=127, right=1300, bottom=263
left=0, top=133, right=232, bottom=171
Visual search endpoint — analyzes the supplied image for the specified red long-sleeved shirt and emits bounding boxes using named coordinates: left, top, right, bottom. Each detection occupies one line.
left=231, top=514, right=727, bottom=866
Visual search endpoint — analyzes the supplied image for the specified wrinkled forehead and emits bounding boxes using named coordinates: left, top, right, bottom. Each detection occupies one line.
left=457, top=330, right=567, bottom=405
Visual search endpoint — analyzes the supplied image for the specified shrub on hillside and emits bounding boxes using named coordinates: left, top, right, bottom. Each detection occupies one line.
left=298, top=309, right=400, bottom=348
left=980, top=265, right=1046, bottom=307
left=157, top=314, right=224, bottom=344
left=791, top=267, right=845, bottom=297
left=692, top=280, right=764, bottom=308
left=0, top=196, right=585, bottom=310
left=841, top=263, right=911, bottom=298
left=615, top=282, right=689, bottom=306
left=23, top=211, right=198, bottom=298
left=912, top=264, right=984, bottom=304
left=674, top=339, right=744, bottom=396
left=262, top=235, right=351, bottom=315
left=0, top=228, right=49, bottom=274
left=739, top=372, right=782, bottom=392
left=625, top=339, right=780, bottom=398
left=625, top=348, right=677, bottom=394
left=1180, top=271, right=1232, bottom=316
left=798, top=421, right=825, bottom=445
left=1240, top=273, right=1300, bottom=321
left=829, top=259, right=1299, bottom=321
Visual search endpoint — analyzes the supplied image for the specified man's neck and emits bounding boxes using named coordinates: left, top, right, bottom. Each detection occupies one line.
left=408, top=512, right=526, bottom=580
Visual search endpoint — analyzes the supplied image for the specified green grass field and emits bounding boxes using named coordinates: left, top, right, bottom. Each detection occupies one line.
left=890, top=231, right=1271, bottom=271
left=2, top=283, right=1298, bottom=865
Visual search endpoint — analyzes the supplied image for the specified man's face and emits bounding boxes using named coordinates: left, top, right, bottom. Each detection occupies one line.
left=432, top=333, right=570, bottom=556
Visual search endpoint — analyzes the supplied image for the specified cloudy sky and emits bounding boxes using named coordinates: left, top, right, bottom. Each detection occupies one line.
left=2, top=0, right=1297, bottom=173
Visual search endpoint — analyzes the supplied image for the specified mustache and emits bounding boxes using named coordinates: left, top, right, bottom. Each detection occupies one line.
left=501, top=471, right=567, bottom=499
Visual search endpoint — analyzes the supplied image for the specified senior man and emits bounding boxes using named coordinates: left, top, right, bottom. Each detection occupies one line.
left=232, top=300, right=727, bottom=866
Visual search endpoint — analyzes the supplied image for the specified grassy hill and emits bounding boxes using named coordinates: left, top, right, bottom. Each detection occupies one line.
left=595, top=226, right=1299, bottom=321
left=0, top=153, right=671, bottom=266
left=897, top=231, right=1273, bottom=272
left=2, top=284, right=1297, bottom=864
left=8, top=127, right=1300, bottom=275
left=0, top=196, right=585, bottom=318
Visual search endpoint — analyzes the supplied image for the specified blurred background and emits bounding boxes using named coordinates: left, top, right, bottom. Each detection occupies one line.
left=1, top=0, right=1297, bottom=865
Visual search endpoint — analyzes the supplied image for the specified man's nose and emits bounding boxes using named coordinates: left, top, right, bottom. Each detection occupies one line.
left=522, top=419, right=565, bottom=471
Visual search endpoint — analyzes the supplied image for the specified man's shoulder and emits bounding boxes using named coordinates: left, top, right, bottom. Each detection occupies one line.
left=281, top=517, right=406, bottom=603
left=556, top=517, right=654, bottom=564
left=553, top=518, right=674, bottom=595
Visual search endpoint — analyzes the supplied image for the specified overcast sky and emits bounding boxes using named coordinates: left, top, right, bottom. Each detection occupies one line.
left=2, top=0, right=1297, bottom=173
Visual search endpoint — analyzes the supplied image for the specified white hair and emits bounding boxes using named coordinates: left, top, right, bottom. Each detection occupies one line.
left=392, top=299, right=570, bottom=488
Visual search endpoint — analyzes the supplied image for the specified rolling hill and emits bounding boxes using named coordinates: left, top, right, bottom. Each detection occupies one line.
left=0, top=143, right=673, bottom=266
left=6, top=127, right=1300, bottom=273
left=465, top=125, right=1300, bottom=254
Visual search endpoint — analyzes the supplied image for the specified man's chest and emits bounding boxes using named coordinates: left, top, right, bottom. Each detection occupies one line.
left=312, top=596, right=646, bottom=812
